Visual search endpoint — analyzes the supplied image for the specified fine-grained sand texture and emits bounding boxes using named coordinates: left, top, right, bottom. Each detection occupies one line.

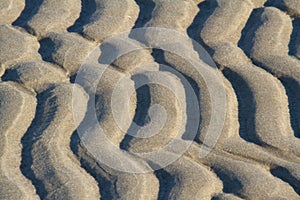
left=1, top=0, right=300, bottom=199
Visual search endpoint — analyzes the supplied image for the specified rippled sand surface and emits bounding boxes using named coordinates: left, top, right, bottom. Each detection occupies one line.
left=0, top=0, right=300, bottom=199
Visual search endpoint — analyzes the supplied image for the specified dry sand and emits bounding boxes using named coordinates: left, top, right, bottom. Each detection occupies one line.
left=0, top=0, right=300, bottom=199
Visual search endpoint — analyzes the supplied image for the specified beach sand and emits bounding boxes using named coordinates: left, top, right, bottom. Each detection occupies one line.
left=0, top=0, right=300, bottom=199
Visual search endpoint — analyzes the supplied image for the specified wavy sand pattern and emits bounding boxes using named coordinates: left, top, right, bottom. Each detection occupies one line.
left=0, top=0, right=300, bottom=199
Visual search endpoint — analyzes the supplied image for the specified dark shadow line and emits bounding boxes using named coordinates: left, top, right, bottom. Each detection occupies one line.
left=120, top=75, right=152, bottom=150
left=222, top=68, right=260, bottom=144
left=158, top=49, right=202, bottom=143
left=238, top=8, right=264, bottom=56
left=132, top=0, right=155, bottom=29
left=154, top=169, right=176, bottom=200
left=279, top=77, right=300, bottom=138
left=187, top=0, right=217, bottom=60
left=211, top=166, right=243, bottom=195
left=20, top=87, right=59, bottom=199
left=240, top=48, right=300, bottom=140
left=289, top=18, right=300, bottom=57
left=177, top=73, right=201, bottom=142
left=13, top=0, right=44, bottom=30
left=238, top=7, right=300, bottom=139
left=128, top=0, right=154, bottom=43
left=68, top=0, right=97, bottom=33
left=38, top=37, right=56, bottom=63
left=151, top=49, right=202, bottom=143
left=264, top=0, right=287, bottom=12
left=70, top=131, right=113, bottom=200
left=271, top=166, right=300, bottom=195
left=2, top=68, right=21, bottom=82
left=264, top=0, right=282, bottom=7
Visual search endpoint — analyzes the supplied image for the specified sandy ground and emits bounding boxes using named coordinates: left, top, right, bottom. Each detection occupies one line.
left=0, top=0, right=300, bottom=199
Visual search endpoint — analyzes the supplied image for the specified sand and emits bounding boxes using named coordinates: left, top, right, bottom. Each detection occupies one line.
left=0, top=0, right=300, bottom=199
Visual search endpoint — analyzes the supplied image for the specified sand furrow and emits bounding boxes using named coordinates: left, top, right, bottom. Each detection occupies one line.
left=27, top=84, right=99, bottom=199
left=0, top=0, right=25, bottom=24
left=122, top=45, right=226, bottom=200
left=218, top=64, right=300, bottom=166
left=25, top=0, right=81, bottom=37
left=82, top=0, right=139, bottom=42
left=2, top=62, right=100, bottom=198
left=0, top=24, right=41, bottom=69
left=0, top=81, right=39, bottom=200
left=118, top=17, right=226, bottom=195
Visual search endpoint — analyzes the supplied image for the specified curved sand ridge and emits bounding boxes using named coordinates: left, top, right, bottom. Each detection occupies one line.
left=76, top=144, right=159, bottom=200
left=39, top=32, right=96, bottom=76
left=247, top=7, right=300, bottom=80
left=2, top=60, right=100, bottom=199
left=24, top=0, right=81, bottom=37
left=188, top=144, right=300, bottom=199
left=159, top=156, right=223, bottom=199
left=201, top=0, right=299, bottom=154
left=122, top=2, right=226, bottom=199
left=0, top=0, right=300, bottom=199
left=28, top=84, right=99, bottom=199
left=0, top=24, right=41, bottom=68
left=73, top=63, right=160, bottom=198
left=82, top=0, right=139, bottom=42
left=3, top=61, right=69, bottom=92
left=0, top=82, right=38, bottom=200
left=0, top=0, right=25, bottom=24
left=266, top=0, right=300, bottom=17
left=196, top=0, right=300, bottom=198
left=145, top=0, right=198, bottom=32
left=72, top=1, right=206, bottom=197
left=241, top=6, right=300, bottom=155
